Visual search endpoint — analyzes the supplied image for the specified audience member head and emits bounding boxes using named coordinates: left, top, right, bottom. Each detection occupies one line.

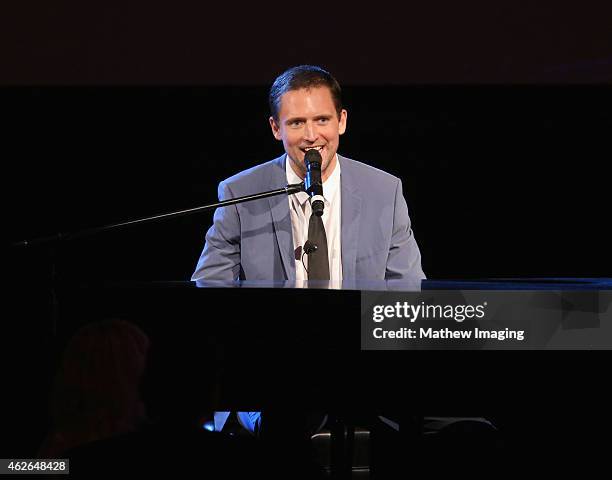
left=40, top=319, right=149, bottom=457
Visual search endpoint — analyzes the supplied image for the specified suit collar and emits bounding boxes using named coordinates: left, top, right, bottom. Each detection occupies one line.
left=266, top=154, right=362, bottom=281
left=339, top=155, right=362, bottom=280
left=268, top=155, right=295, bottom=280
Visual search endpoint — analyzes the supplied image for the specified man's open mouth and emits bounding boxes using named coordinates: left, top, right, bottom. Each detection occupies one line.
left=300, top=146, right=324, bottom=153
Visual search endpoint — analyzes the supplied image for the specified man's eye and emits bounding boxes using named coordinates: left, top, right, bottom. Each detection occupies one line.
left=317, top=118, right=330, bottom=124
left=289, top=121, right=303, bottom=127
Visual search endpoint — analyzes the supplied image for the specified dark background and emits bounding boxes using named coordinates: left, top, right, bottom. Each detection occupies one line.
left=2, top=2, right=612, bottom=85
left=3, top=0, right=611, bottom=466
left=5, top=85, right=612, bottom=280
left=4, top=1, right=612, bottom=280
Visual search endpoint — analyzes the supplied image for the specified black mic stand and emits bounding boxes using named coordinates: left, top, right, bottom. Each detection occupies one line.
left=11, top=182, right=305, bottom=336
left=12, top=182, right=305, bottom=248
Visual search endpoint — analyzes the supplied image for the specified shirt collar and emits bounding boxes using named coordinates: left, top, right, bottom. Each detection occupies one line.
left=285, top=153, right=340, bottom=207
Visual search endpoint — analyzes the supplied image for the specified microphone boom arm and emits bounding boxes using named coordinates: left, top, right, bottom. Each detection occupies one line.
left=12, top=182, right=305, bottom=248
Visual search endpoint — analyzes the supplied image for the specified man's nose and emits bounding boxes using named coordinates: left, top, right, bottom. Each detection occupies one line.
left=303, top=121, right=317, bottom=142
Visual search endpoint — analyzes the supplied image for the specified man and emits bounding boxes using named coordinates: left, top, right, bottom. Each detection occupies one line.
left=191, top=66, right=426, bottom=453
left=192, top=65, right=425, bottom=284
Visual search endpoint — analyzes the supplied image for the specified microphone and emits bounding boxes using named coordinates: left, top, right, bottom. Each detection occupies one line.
left=303, top=240, right=318, bottom=255
left=304, top=149, right=324, bottom=216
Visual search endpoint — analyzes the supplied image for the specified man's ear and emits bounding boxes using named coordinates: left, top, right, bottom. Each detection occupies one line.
left=338, top=109, right=348, bottom=136
left=269, top=116, right=282, bottom=140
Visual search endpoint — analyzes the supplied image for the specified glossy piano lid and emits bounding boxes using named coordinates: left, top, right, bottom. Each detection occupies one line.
left=186, top=277, right=612, bottom=291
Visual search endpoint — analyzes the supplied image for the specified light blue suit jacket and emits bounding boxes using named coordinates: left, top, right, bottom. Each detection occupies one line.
left=192, top=154, right=425, bottom=282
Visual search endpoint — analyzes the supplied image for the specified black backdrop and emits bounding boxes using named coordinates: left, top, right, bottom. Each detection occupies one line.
left=2, top=2, right=612, bottom=85
left=6, top=85, right=612, bottom=281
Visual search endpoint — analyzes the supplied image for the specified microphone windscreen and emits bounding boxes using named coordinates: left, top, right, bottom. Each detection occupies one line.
left=303, top=240, right=318, bottom=254
left=304, top=149, right=322, bottom=165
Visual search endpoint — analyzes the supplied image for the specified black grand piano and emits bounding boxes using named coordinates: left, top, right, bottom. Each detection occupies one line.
left=6, top=277, right=611, bottom=476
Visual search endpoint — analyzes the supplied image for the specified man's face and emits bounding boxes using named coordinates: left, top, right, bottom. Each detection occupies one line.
left=269, top=86, right=347, bottom=182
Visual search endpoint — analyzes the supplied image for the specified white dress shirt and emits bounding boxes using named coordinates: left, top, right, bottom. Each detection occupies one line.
left=286, top=154, right=342, bottom=283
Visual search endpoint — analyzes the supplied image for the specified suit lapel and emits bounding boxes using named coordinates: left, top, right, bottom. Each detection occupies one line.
left=268, top=155, right=296, bottom=280
left=339, top=156, right=362, bottom=279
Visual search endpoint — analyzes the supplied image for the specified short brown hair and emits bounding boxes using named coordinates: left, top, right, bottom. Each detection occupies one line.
left=269, top=65, right=343, bottom=122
